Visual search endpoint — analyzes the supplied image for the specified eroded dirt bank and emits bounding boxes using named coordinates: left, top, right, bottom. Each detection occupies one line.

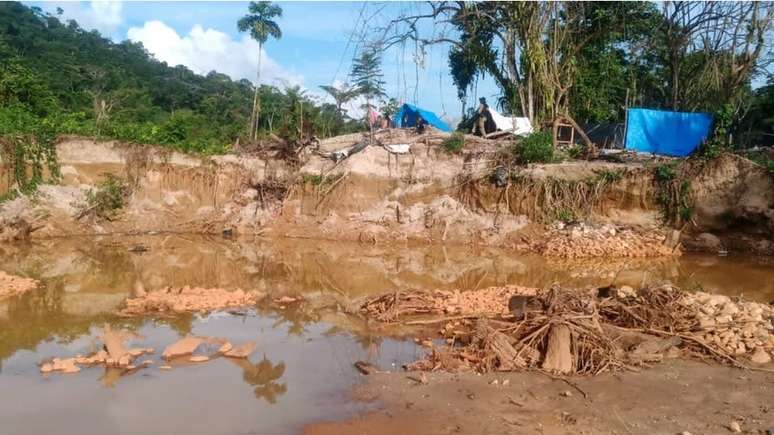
left=2, top=133, right=773, bottom=255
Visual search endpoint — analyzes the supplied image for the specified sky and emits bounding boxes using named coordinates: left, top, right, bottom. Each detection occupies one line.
left=28, top=0, right=501, bottom=124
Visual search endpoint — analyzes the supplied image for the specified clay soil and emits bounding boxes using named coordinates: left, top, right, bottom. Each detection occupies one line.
left=304, top=360, right=774, bottom=435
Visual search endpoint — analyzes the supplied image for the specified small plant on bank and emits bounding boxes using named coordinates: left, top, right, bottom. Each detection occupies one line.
left=554, top=207, right=575, bottom=223
left=595, top=169, right=624, bottom=183
left=515, top=131, right=554, bottom=164
left=83, top=173, right=129, bottom=220
left=301, top=172, right=344, bottom=187
left=652, top=161, right=693, bottom=225
left=441, top=132, right=465, bottom=154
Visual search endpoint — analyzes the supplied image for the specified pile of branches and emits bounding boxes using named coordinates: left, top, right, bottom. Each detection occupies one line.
left=250, top=175, right=291, bottom=210
left=360, top=285, right=765, bottom=376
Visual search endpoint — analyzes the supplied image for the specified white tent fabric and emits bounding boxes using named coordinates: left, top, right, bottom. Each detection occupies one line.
left=489, top=109, right=533, bottom=136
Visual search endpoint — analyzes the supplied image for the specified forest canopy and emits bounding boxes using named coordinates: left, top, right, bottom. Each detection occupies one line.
left=0, top=1, right=359, bottom=157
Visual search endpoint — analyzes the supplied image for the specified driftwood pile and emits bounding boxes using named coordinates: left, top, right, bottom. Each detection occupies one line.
left=359, top=285, right=774, bottom=375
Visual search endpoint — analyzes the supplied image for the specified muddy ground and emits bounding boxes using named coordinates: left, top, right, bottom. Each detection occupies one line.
left=305, top=360, right=774, bottom=435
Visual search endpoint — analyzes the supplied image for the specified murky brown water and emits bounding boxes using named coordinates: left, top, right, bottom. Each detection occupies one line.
left=1, top=235, right=772, bottom=434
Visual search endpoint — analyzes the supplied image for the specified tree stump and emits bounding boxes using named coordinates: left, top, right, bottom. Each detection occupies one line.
left=542, top=324, right=573, bottom=374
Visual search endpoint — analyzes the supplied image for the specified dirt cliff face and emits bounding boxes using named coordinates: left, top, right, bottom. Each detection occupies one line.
left=1, top=136, right=772, bottom=255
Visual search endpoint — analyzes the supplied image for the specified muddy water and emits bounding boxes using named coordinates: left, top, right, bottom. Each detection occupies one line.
left=1, top=235, right=773, bottom=435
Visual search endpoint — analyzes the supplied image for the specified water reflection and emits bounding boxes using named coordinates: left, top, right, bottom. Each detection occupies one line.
left=230, top=356, right=287, bottom=404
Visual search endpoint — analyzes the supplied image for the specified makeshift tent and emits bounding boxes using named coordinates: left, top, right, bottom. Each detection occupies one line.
left=392, top=104, right=452, bottom=132
left=490, top=109, right=533, bottom=136
left=624, top=108, right=713, bottom=157
left=583, top=123, right=625, bottom=149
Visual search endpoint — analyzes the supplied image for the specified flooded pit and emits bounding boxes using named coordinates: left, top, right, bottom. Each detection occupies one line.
left=1, top=235, right=773, bottom=434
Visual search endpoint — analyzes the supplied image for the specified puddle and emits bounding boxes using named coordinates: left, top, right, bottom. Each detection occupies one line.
left=0, top=235, right=773, bottom=434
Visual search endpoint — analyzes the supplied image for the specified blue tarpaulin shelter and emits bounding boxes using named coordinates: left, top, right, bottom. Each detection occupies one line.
left=624, top=108, right=713, bottom=157
left=392, top=103, right=452, bottom=132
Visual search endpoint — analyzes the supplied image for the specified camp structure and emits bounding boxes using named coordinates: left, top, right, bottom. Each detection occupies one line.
left=392, top=103, right=452, bottom=132
left=489, top=109, right=533, bottom=137
left=624, top=108, right=713, bottom=157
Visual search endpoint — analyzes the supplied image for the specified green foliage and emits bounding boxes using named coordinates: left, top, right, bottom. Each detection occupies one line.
left=84, top=173, right=128, bottom=220
left=594, top=169, right=624, bottom=183
left=746, top=151, right=774, bottom=175
left=441, top=132, right=465, bottom=154
left=653, top=162, right=678, bottom=182
left=554, top=208, right=575, bottom=223
left=237, top=1, right=282, bottom=44
left=350, top=48, right=387, bottom=104
left=652, top=162, right=693, bottom=225
left=700, top=104, right=733, bottom=159
left=301, top=173, right=344, bottom=187
left=515, top=131, right=554, bottom=164
left=0, top=1, right=359, bottom=163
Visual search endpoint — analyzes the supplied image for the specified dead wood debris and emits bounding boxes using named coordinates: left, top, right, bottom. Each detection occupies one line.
left=360, top=285, right=774, bottom=376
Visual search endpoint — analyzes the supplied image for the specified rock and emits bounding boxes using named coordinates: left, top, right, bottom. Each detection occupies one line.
left=728, top=421, right=741, bottom=433
left=141, top=360, right=153, bottom=366
left=223, top=341, right=256, bottom=358
left=52, top=358, right=81, bottom=373
left=561, top=390, right=572, bottom=397
left=118, top=355, right=131, bottom=367
left=189, top=355, right=210, bottom=363
left=100, top=325, right=134, bottom=360
left=128, top=348, right=145, bottom=357
left=720, top=303, right=739, bottom=316
left=274, top=296, right=299, bottom=304
left=750, top=347, right=772, bottom=364
left=162, top=336, right=204, bottom=359
left=159, top=365, right=172, bottom=370
left=40, top=363, right=53, bottom=373
left=692, top=233, right=722, bottom=251
left=699, top=317, right=716, bottom=328
left=217, top=342, right=233, bottom=354
left=616, top=286, right=636, bottom=299
left=715, top=314, right=733, bottom=324
left=126, top=365, right=136, bottom=370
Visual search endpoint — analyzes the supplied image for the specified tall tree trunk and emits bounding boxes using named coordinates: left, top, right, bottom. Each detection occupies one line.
left=249, top=42, right=263, bottom=142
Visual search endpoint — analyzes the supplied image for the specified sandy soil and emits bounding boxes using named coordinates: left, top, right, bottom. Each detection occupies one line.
left=0, top=270, right=37, bottom=299
left=304, top=360, right=774, bottom=435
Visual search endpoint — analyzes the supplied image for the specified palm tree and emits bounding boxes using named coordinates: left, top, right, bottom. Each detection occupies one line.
left=238, top=1, right=283, bottom=142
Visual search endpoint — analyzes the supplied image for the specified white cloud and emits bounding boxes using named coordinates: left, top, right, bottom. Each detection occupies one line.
left=127, top=21, right=304, bottom=87
left=54, top=0, right=123, bottom=37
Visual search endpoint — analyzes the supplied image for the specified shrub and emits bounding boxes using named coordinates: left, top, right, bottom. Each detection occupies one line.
left=441, top=132, right=465, bottom=154
left=515, top=131, right=554, bottom=164
left=84, top=173, right=128, bottom=220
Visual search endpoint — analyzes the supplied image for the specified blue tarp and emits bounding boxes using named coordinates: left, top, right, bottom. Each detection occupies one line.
left=624, top=108, right=713, bottom=157
left=392, top=103, right=452, bottom=132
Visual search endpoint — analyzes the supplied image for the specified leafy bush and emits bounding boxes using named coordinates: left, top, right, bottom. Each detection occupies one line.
left=441, top=132, right=465, bottom=153
left=653, top=162, right=678, bottom=181
left=84, top=174, right=128, bottom=220
left=515, top=131, right=554, bottom=164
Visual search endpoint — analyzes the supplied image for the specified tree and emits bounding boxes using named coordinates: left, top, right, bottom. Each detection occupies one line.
left=238, top=1, right=283, bottom=142
left=319, top=83, right=356, bottom=117
left=350, top=47, right=387, bottom=114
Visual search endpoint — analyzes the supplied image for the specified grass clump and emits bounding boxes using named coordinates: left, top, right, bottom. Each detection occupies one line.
left=515, top=131, right=554, bottom=164
left=441, top=132, right=465, bottom=154
left=594, top=169, right=624, bottom=183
